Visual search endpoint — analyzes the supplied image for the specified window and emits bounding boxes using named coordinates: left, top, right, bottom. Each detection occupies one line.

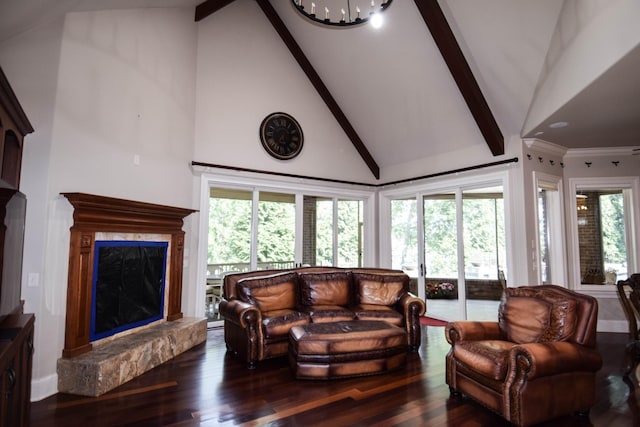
left=569, top=177, right=639, bottom=292
left=207, top=188, right=252, bottom=274
left=303, top=196, right=333, bottom=267
left=337, top=199, right=363, bottom=267
left=257, top=192, right=295, bottom=270
left=577, top=190, right=628, bottom=284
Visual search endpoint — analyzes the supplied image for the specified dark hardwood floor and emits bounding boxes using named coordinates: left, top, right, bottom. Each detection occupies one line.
left=31, top=326, right=640, bottom=426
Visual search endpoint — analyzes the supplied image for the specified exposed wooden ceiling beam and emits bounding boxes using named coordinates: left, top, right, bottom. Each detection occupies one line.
left=194, top=0, right=237, bottom=22
left=414, top=0, right=504, bottom=156
left=254, top=0, right=380, bottom=179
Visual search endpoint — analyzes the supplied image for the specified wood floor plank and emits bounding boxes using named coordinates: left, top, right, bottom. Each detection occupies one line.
left=30, top=325, right=640, bottom=426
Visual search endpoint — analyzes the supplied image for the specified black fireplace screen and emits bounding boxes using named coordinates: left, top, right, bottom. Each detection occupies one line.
left=90, top=240, right=168, bottom=341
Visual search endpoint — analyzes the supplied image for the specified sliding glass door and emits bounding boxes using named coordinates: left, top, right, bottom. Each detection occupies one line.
left=391, top=197, right=418, bottom=290
left=206, top=188, right=252, bottom=321
left=205, top=183, right=369, bottom=323
left=423, top=192, right=460, bottom=320
left=462, top=187, right=505, bottom=321
left=384, top=174, right=509, bottom=322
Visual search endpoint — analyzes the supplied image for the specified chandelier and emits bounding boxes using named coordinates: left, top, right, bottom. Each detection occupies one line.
left=291, top=1, right=393, bottom=28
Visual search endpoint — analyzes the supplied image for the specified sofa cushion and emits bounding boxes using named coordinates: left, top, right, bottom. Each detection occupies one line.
left=300, top=305, right=355, bottom=323
left=353, top=272, right=407, bottom=306
left=236, top=271, right=298, bottom=312
left=353, top=304, right=403, bottom=326
left=298, top=271, right=352, bottom=306
left=499, top=287, right=578, bottom=344
left=262, top=309, right=310, bottom=338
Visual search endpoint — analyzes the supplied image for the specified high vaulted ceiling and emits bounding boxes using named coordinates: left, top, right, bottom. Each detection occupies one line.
left=2, top=0, right=639, bottom=177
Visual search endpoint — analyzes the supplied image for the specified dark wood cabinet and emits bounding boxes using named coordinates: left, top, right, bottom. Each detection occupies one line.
left=0, top=67, right=34, bottom=426
left=0, top=67, right=32, bottom=191
left=0, top=314, right=34, bottom=427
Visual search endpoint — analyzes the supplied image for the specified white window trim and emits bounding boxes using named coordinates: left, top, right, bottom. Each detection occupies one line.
left=532, top=171, right=567, bottom=286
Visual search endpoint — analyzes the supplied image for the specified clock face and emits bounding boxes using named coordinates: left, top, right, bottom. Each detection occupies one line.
left=259, top=112, right=304, bottom=160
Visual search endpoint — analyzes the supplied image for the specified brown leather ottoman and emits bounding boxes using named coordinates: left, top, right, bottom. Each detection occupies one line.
left=288, top=320, right=407, bottom=380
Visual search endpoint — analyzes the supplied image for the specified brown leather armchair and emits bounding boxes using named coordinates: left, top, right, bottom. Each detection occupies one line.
left=445, top=285, right=602, bottom=427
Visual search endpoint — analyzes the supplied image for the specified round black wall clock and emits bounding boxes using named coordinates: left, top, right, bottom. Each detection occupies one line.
left=259, top=112, right=304, bottom=160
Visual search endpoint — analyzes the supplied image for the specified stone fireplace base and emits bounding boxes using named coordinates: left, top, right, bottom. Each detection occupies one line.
left=57, top=317, right=207, bottom=397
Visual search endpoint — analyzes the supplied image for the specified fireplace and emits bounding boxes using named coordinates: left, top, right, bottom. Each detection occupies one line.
left=57, top=193, right=206, bottom=397
left=61, top=192, right=196, bottom=357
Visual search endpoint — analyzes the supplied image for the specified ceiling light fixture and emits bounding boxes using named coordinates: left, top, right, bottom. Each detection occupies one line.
left=549, top=121, right=569, bottom=129
left=291, top=0, right=393, bottom=28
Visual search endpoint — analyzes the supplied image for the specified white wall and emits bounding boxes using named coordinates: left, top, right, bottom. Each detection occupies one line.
left=193, top=0, right=375, bottom=184
left=1, top=7, right=198, bottom=400
left=1, top=13, right=68, bottom=402
left=49, top=9, right=197, bottom=206
left=523, top=0, right=640, bottom=135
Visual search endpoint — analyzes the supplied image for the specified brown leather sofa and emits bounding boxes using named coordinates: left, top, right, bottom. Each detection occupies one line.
left=445, top=285, right=602, bottom=427
left=220, top=267, right=426, bottom=368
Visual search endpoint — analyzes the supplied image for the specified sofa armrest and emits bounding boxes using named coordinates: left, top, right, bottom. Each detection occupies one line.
left=508, top=341, right=603, bottom=380
left=398, top=292, right=426, bottom=318
left=445, top=321, right=502, bottom=345
left=219, top=299, right=262, bottom=328
left=220, top=299, right=264, bottom=368
left=398, top=292, right=426, bottom=351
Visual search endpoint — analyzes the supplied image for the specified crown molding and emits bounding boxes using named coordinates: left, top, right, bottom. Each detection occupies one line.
left=564, top=146, right=640, bottom=158
left=523, top=138, right=567, bottom=157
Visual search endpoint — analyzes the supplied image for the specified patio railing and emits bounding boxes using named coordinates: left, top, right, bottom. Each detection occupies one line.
left=207, top=261, right=295, bottom=277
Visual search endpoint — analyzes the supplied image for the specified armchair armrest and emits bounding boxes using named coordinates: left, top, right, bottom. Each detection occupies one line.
left=508, top=341, right=603, bottom=380
left=445, top=321, right=502, bottom=345
left=219, top=299, right=262, bottom=328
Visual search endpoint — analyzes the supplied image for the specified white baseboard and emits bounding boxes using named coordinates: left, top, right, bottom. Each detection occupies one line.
left=31, top=373, right=58, bottom=402
left=598, top=319, right=629, bottom=334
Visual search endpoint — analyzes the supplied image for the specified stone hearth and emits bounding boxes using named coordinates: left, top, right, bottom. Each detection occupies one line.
left=57, top=317, right=206, bottom=396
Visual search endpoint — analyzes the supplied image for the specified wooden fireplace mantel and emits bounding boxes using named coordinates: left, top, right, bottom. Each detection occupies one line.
left=61, top=193, right=196, bottom=358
